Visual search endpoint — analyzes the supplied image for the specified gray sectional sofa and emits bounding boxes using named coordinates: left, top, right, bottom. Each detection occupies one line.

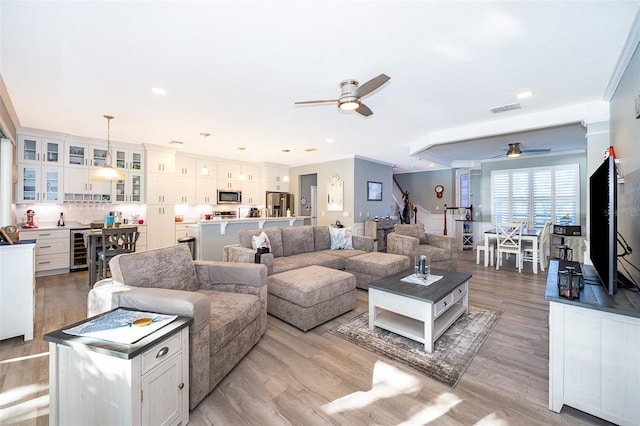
left=224, top=225, right=409, bottom=330
left=87, top=244, right=267, bottom=409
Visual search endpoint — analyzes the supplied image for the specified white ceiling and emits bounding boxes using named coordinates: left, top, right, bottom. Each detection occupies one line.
left=1, top=1, right=639, bottom=173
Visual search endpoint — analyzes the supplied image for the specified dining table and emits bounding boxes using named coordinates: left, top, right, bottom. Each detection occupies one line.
left=484, top=227, right=542, bottom=274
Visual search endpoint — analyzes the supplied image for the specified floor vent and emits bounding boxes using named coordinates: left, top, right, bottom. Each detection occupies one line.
left=490, top=103, right=521, bottom=113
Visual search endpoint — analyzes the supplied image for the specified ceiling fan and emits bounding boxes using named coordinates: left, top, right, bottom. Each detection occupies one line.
left=497, top=142, right=551, bottom=158
left=294, top=74, right=390, bottom=117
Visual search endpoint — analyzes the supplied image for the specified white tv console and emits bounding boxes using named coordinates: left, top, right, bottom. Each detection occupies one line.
left=546, top=260, right=640, bottom=425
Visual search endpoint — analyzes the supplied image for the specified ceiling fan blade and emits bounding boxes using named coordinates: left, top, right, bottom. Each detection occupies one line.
left=356, top=74, right=390, bottom=97
left=356, top=103, right=373, bottom=117
left=522, top=148, right=551, bottom=153
left=294, top=99, right=338, bottom=105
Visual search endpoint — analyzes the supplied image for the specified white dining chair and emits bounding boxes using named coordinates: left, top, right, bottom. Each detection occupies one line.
left=476, top=224, right=495, bottom=266
left=522, top=221, right=551, bottom=272
left=495, top=222, right=524, bottom=273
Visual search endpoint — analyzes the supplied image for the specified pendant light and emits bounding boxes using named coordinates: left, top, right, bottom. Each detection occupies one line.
left=91, top=115, right=125, bottom=180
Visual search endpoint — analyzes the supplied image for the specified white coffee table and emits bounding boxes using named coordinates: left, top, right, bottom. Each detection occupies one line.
left=368, top=268, right=470, bottom=352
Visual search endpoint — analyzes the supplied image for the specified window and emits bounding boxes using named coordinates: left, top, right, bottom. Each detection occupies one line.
left=491, top=164, right=579, bottom=228
left=457, top=169, right=471, bottom=207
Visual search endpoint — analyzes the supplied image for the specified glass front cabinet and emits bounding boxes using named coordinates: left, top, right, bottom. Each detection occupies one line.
left=17, top=165, right=63, bottom=203
left=17, top=135, right=63, bottom=166
left=112, top=172, right=144, bottom=204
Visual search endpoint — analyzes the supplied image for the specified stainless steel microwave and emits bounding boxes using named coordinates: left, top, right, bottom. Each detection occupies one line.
left=217, top=190, right=242, bottom=204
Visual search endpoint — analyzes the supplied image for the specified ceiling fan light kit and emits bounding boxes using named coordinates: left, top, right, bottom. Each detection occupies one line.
left=295, top=74, right=390, bottom=117
left=507, top=142, right=523, bottom=158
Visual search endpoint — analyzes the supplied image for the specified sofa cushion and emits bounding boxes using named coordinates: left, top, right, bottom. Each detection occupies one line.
left=109, top=244, right=199, bottom=291
left=394, top=223, right=427, bottom=244
left=268, top=265, right=356, bottom=308
left=281, top=226, right=315, bottom=257
left=329, top=227, right=353, bottom=250
left=417, top=245, right=453, bottom=262
left=345, top=252, right=410, bottom=277
left=272, top=252, right=344, bottom=274
left=198, top=289, right=262, bottom=355
left=239, top=228, right=284, bottom=258
left=319, top=249, right=369, bottom=259
left=313, top=226, right=332, bottom=251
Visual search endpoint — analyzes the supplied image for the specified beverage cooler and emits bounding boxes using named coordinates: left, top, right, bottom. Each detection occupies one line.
left=266, top=192, right=294, bottom=217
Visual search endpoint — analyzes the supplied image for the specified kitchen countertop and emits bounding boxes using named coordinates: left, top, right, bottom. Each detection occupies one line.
left=197, top=217, right=304, bottom=224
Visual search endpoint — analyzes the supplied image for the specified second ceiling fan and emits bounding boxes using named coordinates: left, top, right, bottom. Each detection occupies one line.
left=295, top=74, right=390, bottom=117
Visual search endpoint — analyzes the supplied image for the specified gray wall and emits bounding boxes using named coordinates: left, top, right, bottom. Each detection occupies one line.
left=354, top=157, right=394, bottom=222
left=610, top=41, right=640, bottom=286
left=393, top=169, right=456, bottom=214
left=298, top=173, right=317, bottom=216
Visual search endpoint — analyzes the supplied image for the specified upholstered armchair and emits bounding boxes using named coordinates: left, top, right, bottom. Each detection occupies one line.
left=387, top=223, right=457, bottom=271
left=87, top=244, right=267, bottom=409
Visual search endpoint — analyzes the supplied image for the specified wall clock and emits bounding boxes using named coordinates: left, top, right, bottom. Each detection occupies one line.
left=434, top=185, right=444, bottom=198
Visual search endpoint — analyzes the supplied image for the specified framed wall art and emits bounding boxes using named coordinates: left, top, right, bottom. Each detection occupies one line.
left=367, top=181, right=383, bottom=201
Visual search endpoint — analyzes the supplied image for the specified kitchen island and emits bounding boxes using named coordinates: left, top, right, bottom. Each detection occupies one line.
left=189, top=217, right=308, bottom=261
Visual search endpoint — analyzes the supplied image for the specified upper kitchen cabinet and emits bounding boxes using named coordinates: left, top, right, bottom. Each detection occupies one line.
left=17, top=135, right=63, bottom=166
left=264, top=164, right=290, bottom=192
left=217, top=161, right=242, bottom=181
left=195, top=159, right=217, bottom=204
left=112, top=172, right=144, bottom=204
left=63, top=140, right=109, bottom=169
left=146, top=149, right=175, bottom=174
left=17, top=164, right=63, bottom=203
left=175, top=156, right=196, bottom=178
left=113, top=146, right=144, bottom=172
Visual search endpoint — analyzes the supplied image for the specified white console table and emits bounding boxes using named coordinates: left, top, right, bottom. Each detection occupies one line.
left=546, top=260, right=640, bottom=425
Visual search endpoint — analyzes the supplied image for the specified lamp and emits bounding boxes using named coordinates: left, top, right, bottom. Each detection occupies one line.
left=199, top=133, right=211, bottom=176
left=91, top=115, right=125, bottom=180
left=507, top=142, right=522, bottom=158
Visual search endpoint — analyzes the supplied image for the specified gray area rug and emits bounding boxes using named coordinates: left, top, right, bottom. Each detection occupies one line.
left=329, top=307, right=502, bottom=387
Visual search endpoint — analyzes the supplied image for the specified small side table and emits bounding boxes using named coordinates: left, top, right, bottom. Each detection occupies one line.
left=45, top=310, right=193, bottom=426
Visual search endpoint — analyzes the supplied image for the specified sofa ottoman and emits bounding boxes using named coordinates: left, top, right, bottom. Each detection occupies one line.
left=267, top=265, right=356, bottom=331
left=345, top=251, right=410, bottom=289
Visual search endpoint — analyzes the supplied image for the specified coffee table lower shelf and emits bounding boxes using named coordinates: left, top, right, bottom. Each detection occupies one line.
left=373, top=303, right=467, bottom=345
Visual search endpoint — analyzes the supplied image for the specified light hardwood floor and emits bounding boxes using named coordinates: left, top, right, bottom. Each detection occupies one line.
left=1, top=251, right=613, bottom=425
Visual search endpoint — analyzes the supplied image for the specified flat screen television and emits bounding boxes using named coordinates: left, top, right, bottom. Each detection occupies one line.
left=589, top=155, right=618, bottom=295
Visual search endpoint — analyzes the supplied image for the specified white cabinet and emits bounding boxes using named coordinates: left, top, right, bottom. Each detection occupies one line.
left=264, top=164, right=290, bottom=192
left=18, top=228, right=70, bottom=276
left=17, top=164, right=63, bottom=203
left=112, top=146, right=144, bottom=172
left=62, top=140, right=113, bottom=202
left=17, top=135, right=63, bottom=165
left=175, top=156, right=196, bottom=177
left=147, top=149, right=175, bottom=174
left=146, top=205, right=176, bottom=249
left=147, top=173, right=175, bottom=205
left=113, top=172, right=144, bottom=204
left=217, top=161, right=242, bottom=181
left=63, top=140, right=110, bottom=169
left=242, top=181, right=261, bottom=205
left=46, top=316, right=191, bottom=426
left=0, top=242, right=35, bottom=341
left=196, top=159, right=217, bottom=204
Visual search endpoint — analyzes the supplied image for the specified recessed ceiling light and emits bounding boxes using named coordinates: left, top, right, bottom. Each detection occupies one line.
left=305, top=148, right=318, bottom=152
left=517, top=91, right=533, bottom=99
left=325, top=138, right=334, bottom=144
left=169, top=140, right=184, bottom=146
left=237, top=147, right=246, bottom=151
left=282, top=149, right=290, bottom=153
left=152, top=87, right=167, bottom=96
left=200, top=132, right=211, bottom=138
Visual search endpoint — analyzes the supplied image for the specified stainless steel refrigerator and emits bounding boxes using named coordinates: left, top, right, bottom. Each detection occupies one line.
left=266, top=192, right=294, bottom=217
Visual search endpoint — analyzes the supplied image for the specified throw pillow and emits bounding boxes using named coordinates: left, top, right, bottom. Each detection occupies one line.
left=329, top=226, right=353, bottom=250
left=251, top=231, right=271, bottom=250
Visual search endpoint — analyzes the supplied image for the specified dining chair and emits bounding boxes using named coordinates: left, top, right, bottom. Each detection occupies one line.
left=476, top=224, right=495, bottom=266
left=495, top=222, right=524, bottom=273
left=97, top=227, right=139, bottom=280
left=522, top=221, right=551, bottom=272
